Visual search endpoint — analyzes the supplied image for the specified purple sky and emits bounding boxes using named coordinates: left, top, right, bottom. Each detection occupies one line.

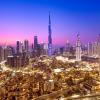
left=0, top=0, right=100, bottom=46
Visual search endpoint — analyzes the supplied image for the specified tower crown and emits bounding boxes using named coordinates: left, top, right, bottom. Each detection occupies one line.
left=49, top=12, right=51, bottom=25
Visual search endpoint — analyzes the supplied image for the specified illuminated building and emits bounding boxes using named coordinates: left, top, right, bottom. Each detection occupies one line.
left=40, top=43, right=48, bottom=55
left=92, top=42, right=98, bottom=56
left=88, top=42, right=92, bottom=56
left=24, top=39, right=29, bottom=52
left=16, top=41, right=22, bottom=54
left=66, top=41, right=71, bottom=53
left=44, top=80, right=54, bottom=92
left=76, top=34, right=81, bottom=61
left=97, top=34, right=100, bottom=78
left=3, top=46, right=9, bottom=60
left=7, top=55, right=29, bottom=68
left=34, top=36, right=38, bottom=50
left=7, top=46, right=15, bottom=56
left=0, top=46, right=3, bottom=61
left=48, top=12, right=52, bottom=56
left=98, top=34, right=100, bottom=56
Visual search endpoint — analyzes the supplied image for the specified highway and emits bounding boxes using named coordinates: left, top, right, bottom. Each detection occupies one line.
left=0, top=60, right=12, bottom=71
left=35, top=89, right=100, bottom=100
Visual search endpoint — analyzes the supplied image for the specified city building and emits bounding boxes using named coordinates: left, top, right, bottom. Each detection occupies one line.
left=3, top=46, right=8, bottom=60
left=0, top=46, right=3, bottom=61
left=59, top=47, right=64, bottom=54
left=7, top=54, right=29, bottom=68
left=34, top=36, right=38, bottom=50
left=7, top=46, right=15, bottom=56
left=24, top=39, right=29, bottom=52
left=76, top=34, right=81, bottom=61
left=65, top=40, right=71, bottom=53
left=97, top=34, right=100, bottom=56
left=39, top=43, right=48, bottom=55
left=48, top=12, right=52, bottom=56
left=16, top=41, right=23, bottom=54
left=92, top=42, right=98, bottom=56
left=88, top=42, right=92, bottom=56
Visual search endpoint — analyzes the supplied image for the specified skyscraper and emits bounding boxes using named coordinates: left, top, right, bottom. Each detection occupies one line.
left=34, top=36, right=38, bottom=50
left=48, top=12, right=52, bottom=56
left=76, top=34, right=81, bottom=61
left=24, top=40, right=29, bottom=52
left=88, top=42, right=92, bottom=56
left=98, top=34, right=100, bottom=56
left=0, top=46, right=3, bottom=61
left=92, top=42, right=98, bottom=56
left=97, top=34, right=100, bottom=79
left=16, top=41, right=23, bottom=54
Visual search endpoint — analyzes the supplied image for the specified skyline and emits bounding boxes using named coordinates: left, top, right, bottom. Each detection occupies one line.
left=0, top=0, right=100, bottom=46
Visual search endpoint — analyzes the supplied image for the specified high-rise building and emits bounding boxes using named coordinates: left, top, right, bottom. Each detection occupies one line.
left=88, top=42, right=92, bottom=56
left=0, top=46, right=15, bottom=61
left=59, top=47, right=64, bottom=54
left=66, top=41, right=71, bottom=52
left=3, top=46, right=8, bottom=60
left=39, top=43, right=48, bottom=55
left=92, top=42, right=98, bottom=56
left=98, top=34, right=100, bottom=56
left=34, top=36, right=38, bottom=50
left=7, top=54, right=29, bottom=68
left=76, top=34, right=81, bottom=61
left=24, top=40, right=29, bottom=52
left=0, top=46, right=3, bottom=61
left=97, top=34, right=100, bottom=78
left=16, top=41, right=22, bottom=54
left=7, top=46, right=15, bottom=56
left=48, top=12, right=52, bottom=56
left=43, top=43, right=48, bottom=55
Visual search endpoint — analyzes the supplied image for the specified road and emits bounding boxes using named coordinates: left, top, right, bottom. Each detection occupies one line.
left=35, top=89, right=100, bottom=100
left=0, top=60, right=12, bottom=71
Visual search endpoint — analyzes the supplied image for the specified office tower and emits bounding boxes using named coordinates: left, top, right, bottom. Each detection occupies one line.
left=97, top=34, right=100, bottom=79
left=48, top=12, right=52, bottom=56
left=7, top=46, right=15, bottom=56
left=76, top=34, right=81, bottom=61
left=88, top=42, right=92, bottom=56
left=24, top=40, right=29, bottom=52
left=98, top=34, right=100, bottom=56
left=92, top=42, right=98, bottom=56
left=81, top=44, right=87, bottom=55
left=43, top=43, right=48, bottom=55
left=66, top=41, right=70, bottom=52
left=32, top=43, right=34, bottom=50
left=3, top=46, right=8, bottom=60
left=1, top=46, right=15, bottom=61
left=16, top=41, right=21, bottom=54
left=34, top=36, right=38, bottom=50
left=60, top=47, right=64, bottom=54
left=0, top=46, right=3, bottom=61
left=39, top=43, right=48, bottom=55
left=21, top=42, right=24, bottom=52
left=7, top=54, right=29, bottom=68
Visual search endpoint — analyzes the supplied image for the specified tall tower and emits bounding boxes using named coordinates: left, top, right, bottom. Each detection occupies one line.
left=34, top=36, right=38, bottom=50
left=48, top=12, right=52, bottom=56
left=24, top=40, right=29, bottom=52
left=76, top=34, right=81, bottom=61
left=87, top=42, right=92, bottom=56
left=98, top=34, right=100, bottom=56
left=98, top=34, right=100, bottom=79
left=16, top=41, right=21, bottom=54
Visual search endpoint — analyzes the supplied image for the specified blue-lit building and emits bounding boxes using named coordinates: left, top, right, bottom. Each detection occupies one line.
left=48, top=12, right=52, bottom=56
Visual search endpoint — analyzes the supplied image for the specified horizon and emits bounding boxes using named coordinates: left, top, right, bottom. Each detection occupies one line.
left=0, top=0, right=100, bottom=46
